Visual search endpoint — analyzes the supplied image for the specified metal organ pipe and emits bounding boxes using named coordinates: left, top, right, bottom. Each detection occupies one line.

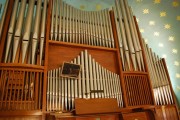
left=40, top=0, right=47, bottom=65
left=32, top=0, right=42, bottom=64
left=69, top=4, right=73, bottom=43
left=58, top=0, right=62, bottom=41
left=12, top=0, right=27, bottom=62
left=0, top=0, right=8, bottom=40
left=50, top=0, right=55, bottom=40
left=54, top=0, right=59, bottom=41
left=21, top=0, right=35, bottom=63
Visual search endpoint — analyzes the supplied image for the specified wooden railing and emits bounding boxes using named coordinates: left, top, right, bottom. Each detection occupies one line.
left=0, top=66, right=43, bottom=111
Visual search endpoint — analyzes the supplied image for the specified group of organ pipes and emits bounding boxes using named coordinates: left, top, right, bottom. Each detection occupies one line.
left=47, top=50, right=123, bottom=111
left=3, top=0, right=47, bottom=65
left=142, top=39, right=174, bottom=105
left=50, top=0, right=115, bottom=48
left=0, top=0, right=179, bottom=118
left=113, top=0, right=145, bottom=72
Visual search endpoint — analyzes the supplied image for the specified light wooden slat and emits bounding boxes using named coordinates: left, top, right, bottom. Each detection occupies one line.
left=35, top=72, right=39, bottom=109
left=133, top=76, right=139, bottom=105
left=4, top=70, right=11, bottom=109
left=137, top=76, right=143, bottom=105
left=132, top=76, right=137, bottom=105
left=11, top=70, right=17, bottom=110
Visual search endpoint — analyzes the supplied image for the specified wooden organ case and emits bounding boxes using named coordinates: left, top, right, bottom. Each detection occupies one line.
left=0, top=0, right=179, bottom=120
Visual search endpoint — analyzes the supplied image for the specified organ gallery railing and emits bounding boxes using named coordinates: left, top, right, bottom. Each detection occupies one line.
left=0, top=66, right=43, bottom=111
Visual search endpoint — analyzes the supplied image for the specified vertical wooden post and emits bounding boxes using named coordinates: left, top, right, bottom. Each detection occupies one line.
left=109, top=10, right=128, bottom=107
left=43, top=0, right=52, bottom=113
left=0, top=0, right=14, bottom=62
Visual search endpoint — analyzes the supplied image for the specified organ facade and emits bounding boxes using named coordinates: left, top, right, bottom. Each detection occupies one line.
left=0, top=0, right=179, bottom=120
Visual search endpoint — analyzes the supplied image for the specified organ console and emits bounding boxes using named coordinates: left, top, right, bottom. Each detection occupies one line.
left=0, top=0, right=179, bottom=120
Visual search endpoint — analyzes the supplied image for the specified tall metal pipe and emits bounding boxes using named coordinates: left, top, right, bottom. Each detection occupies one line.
left=77, top=55, right=82, bottom=98
left=58, top=0, right=62, bottom=41
left=12, top=0, right=27, bottom=62
left=4, top=0, right=19, bottom=63
left=50, top=0, right=55, bottom=40
left=92, top=58, right=98, bottom=98
left=32, top=0, right=42, bottom=64
left=40, top=0, right=47, bottom=65
left=21, top=0, right=35, bottom=63
left=85, top=50, right=90, bottom=98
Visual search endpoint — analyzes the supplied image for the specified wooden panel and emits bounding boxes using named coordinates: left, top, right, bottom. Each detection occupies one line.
left=0, top=116, right=42, bottom=120
left=164, top=106, right=178, bottom=120
left=155, top=107, right=163, bottom=119
left=48, top=44, right=119, bottom=73
left=169, top=106, right=179, bottom=120
left=100, top=115, right=119, bottom=120
left=76, top=117, right=100, bottom=120
left=155, top=105, right=179, bottom=120
left=76, top=115, right=119, bottom=120
left=124, top=73, right=153, bottom=106
left=122, top=112, right=148, bottom=120
left=55, top=114, right=119, bottom=120
left=57, top=118, right=76, bottom=120
left=74, top=98, right=119, bottom=115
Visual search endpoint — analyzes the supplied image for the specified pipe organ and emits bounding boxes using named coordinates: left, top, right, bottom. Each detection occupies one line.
left=0, top=0, right=179, bottom=120
left=47, top=50, right=123, bottom=112
left=50, top=0, right=115, bottom=48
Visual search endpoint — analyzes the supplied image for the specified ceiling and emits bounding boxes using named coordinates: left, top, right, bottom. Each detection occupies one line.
left=0, top=0, right=180, bottom=106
